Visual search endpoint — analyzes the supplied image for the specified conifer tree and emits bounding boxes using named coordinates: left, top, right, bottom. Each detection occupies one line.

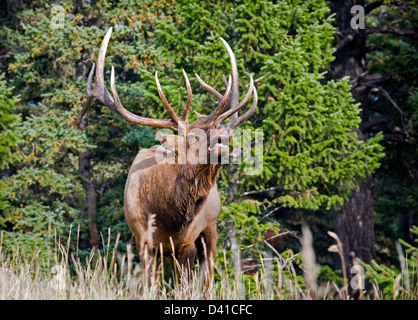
left=0, top=73, right=20, bottom=170
left=155, top=0, right=384, bottom=209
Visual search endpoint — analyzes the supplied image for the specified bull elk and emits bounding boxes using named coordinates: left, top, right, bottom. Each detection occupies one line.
left=75, top=27, right=257, bottom=287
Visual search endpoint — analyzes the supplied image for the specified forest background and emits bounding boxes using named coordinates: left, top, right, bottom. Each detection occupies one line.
left=0, top=0, right=417, bottom=300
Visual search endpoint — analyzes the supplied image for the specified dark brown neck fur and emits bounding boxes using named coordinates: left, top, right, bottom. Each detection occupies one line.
left=176, top=163, right=220, bottom=222
left=154, top=163, right=220, bottom=232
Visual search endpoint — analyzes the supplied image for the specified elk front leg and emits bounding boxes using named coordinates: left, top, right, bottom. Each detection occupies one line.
left=196, top=226, right=217, bottom=291
left=176, top=244, right=196, bottom=284
left=136, top=236, right=157, bottom=286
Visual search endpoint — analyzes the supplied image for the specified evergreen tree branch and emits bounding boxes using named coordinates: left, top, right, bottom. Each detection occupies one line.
left=366, top=26, right=418, bottom=40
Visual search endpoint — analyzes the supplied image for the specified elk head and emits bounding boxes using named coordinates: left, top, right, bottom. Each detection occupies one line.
left=75, top=27, right=258, bottom=164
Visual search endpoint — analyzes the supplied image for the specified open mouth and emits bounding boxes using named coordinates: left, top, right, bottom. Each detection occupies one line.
left=208, top=137, right=229, bottom=151
left=208, top=143, right=229, bottom=151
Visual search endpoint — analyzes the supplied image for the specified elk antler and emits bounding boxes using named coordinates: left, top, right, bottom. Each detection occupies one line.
left=180, top=69, right=192, bottom=123
left=193, top=38, right=257, bottom=129
left=76, top=28, right=257, bottom=131
left=76, top=27, right=180, bottom=131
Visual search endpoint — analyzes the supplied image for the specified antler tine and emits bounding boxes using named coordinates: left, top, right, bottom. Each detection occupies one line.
left=75, top=63, right=96, bottom=129
left=75, top=95, right=95, bottom=129
left=180, top=69, right=192, bottom=123
left=207, top=75, right=232, bottom=125
left=110, top=67, right=178, bottom=130
left=96, top=28, right=112, bottom=86
left=222, top=74, right=228, bottom=89
left=190, top=73, right=226, bottom=126
left=191, top=38, right=243, bottom=128
left=186, top=111, right=211, bottom=129
left=229, top=82, right=258, bottom=128
left=86, top=62, right=95, bottom=96
left=75, top=27, right=118, bottom=129
left=91, top=27, right=118, bottom=112
left=220, top=37, right=239, bottom=124
left=208, top=76, right=232, bottom=124
left=215, top=75, right=254, bottom=126
left=194, top=73, right=223, bottom=102
left=155, top=72, right=180, bottom=124
left=189, top=74, right=232, bottom=128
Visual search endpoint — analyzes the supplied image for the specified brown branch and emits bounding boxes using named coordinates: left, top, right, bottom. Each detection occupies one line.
left=349, top=71, right=369, bottom=86
left=366, top=45, right=383, bottom=53
left=361, top=114, right=394, bottom=131
left=378, top=87, right=408, bottom=130
left=364, top=1, right=382, bottom=15
left=366, top=26, right=418, bottom=40
left=362, top=78, right=386, bottom=88
left=238, top=186, right=283, bottom=198
left=336, top=34, right=356, bottom=51
left=352, top=76, right=386, bottom=91
left=382, top=133, right=408, bottom=142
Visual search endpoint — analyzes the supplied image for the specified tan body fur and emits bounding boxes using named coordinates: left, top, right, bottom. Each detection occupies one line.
left=125, top=145, right=220, bottom=279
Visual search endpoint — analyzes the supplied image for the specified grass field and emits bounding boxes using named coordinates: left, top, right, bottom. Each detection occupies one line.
left=0, top=226, right=416, bottom=300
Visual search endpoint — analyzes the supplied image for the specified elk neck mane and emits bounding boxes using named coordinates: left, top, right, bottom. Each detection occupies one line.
left=165, top=162, right=221, bottom=231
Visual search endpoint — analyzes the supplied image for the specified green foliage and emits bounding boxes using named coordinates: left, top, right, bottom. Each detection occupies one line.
left=317, top=264, right=344, bottom=286
left=0, top=105, right=91, bottom=259
left=0, top=73, right=21, bottom=169
left=260, top=74, right=384, bottom=210
left=362, top=226, right=418, bottom=300
left=217, top=199, right=281, bottom=264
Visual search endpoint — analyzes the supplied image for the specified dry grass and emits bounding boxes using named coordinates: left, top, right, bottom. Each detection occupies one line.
left=0, top=228, right=416, bottom=300
left=0, top=241, right=298, bottom=300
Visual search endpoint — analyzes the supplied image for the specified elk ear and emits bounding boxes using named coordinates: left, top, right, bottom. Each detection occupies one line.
left=156, top=130, right=178, bottom=152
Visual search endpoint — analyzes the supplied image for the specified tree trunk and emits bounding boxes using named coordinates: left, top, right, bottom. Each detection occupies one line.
left=330, top=0, right=376, bottom=276
left=333, top=176, right=376, bottom=264
left=76, top=59, right=100, bottom=248
left=78, top=148, right=100, bottom=248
